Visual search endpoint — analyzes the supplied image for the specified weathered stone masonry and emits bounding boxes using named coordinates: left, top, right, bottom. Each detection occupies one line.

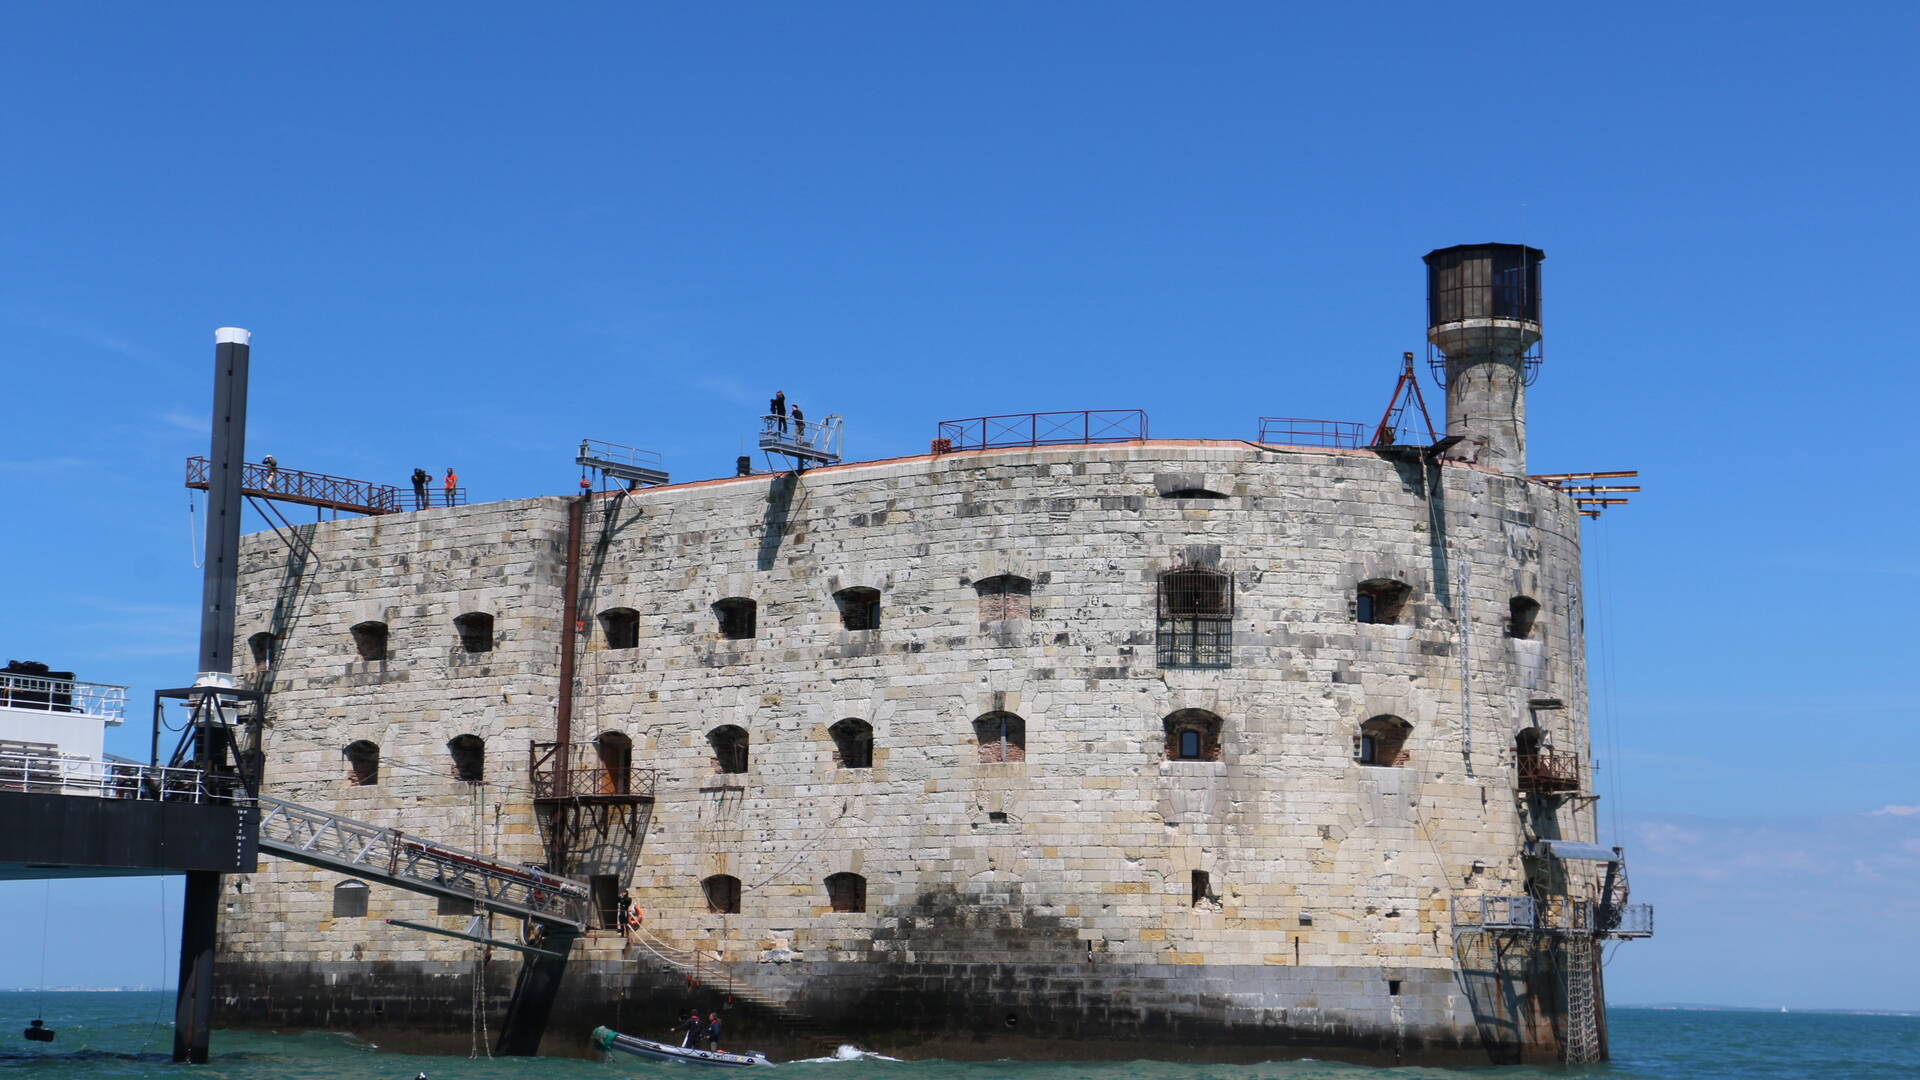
left=217, top=439, right=1597, bottom=1064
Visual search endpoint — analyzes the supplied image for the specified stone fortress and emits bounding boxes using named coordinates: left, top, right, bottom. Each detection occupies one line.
left=215, top=244, right=1649, bottom=1065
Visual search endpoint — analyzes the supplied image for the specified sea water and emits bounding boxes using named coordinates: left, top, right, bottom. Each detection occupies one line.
left=1, top=992, right=1914, bottom=1079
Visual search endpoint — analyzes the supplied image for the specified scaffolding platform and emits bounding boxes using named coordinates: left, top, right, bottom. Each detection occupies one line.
left=186, top=457, right=403, bottom=516
left=576, top=439, right=669, bottom=488
left=759, top=413, right=842, bottom=467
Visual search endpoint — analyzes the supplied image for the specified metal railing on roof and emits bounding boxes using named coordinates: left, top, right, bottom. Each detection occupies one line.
left=935, top=410, right=1148, bottom=451
left=576, top=440, right=669, bottom=487
left=186, top=457, right=409, bottom=515
left=1255, top=417, right=1365, bottom=449
left=0, top=751, right=241, bottom=803
left=0, top=674, right=127, bottom=723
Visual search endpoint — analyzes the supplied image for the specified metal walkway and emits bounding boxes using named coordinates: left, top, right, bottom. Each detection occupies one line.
left=255, top=795, right=589, bottom=929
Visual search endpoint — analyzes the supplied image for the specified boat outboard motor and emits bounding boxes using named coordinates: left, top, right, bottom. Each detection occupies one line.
left=24, top=1020, right=55, bottom=1042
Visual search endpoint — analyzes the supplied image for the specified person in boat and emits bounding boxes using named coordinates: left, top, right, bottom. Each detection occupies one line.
left=703, top=1011, right=723, bottom=1052
left=23, top=1019, right=54, bottom=1042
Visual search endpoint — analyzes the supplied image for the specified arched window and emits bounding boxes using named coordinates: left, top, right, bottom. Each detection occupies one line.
left=1356, top=580, right=1412, bottom=625
left=350, top=621, right=388, bottom=662
left=974, top=711, right=1026, bottom=764
left=1163, top=709, right=1223, bottom=761
left=1157, top=568, right=1233, bottom=668
left=825, top=872, right=867, bottom=913
left=454, top=612, right=494, bottom=653
left=447, top=734, right=486, bottom=782
left=599, top=608, right=639, bottom=650
left=1507, top=596, right=1541, bottom=639
left=343, top=740, right=380, bottom=785
left=975, top=575, right=1033, bottom=621
left=708, top=725, right=749, bottom=774
left=714, top=597, right=757, bottom=640
left=830, top=718, right=873, bottom=769
left=332, top=879, right=369, bottom=918
left=248, top=632, right=276, bottom=671
left=703, top=874, right=742, bottom=915
left=835, top=587, right=881, bottom=631
left=594, top=731, right=633, bottom=794
left=1355, top=716, right=1411, bottom=767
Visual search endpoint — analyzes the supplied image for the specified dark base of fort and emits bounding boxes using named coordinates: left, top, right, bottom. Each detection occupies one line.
left=214, top=953, right=1576, bottom=1067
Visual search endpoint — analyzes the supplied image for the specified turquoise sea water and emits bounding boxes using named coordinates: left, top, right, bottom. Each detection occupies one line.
left=2, top=993, right=1915, bottom=1079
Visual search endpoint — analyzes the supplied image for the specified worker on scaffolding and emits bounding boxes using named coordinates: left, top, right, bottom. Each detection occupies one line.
left=262, top=454, right=279, bottom=491
left=792, top=404, right=805, bottom=441
left=769, top=390, right=787, bottom=434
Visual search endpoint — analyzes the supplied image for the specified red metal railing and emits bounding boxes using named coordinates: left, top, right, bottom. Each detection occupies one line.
left=936, top=410, right=1148, bottom=451
left=1517, top=749, right=1582, bottom=793
left=1256, top=418, right=1365, bottom=449
left=186, top=457, right=411, bottom=515
left=529, top=741, right=656, bottom=800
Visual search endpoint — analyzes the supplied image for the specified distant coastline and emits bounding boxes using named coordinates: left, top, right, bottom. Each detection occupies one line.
left=1622, top=1003, right=1919, bottom=1018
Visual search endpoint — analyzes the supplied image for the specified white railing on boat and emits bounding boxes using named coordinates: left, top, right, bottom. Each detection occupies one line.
left=0, top=673, right=128, bottom=723
left=0, top=751, right=242, bottom=804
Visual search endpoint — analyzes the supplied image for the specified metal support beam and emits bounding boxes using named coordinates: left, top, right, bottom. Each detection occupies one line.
left=385, top=918, right=568, bottom=960
left=197, top=329, right=249, bottom=676
left=171, top=870, right=221, bottom=1063
left=494, top=928, right=581, bottom=1056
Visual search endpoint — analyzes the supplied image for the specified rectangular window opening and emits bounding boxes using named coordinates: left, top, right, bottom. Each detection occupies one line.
left=1191, top=870, right=1211, bottom=907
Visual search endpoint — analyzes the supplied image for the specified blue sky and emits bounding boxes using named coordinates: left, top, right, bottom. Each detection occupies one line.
left=2, top=2, right=1915, bottom=1010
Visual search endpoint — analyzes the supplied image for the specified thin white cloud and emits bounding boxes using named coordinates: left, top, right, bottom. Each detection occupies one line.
left=156, top=410, right=210, bottom=436
left=1869, top=805, right=1920, bottom=817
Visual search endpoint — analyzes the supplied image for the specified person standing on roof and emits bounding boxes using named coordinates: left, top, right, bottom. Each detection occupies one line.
left=443, top=467, right=458, bottom=506
left=769, top=391, right=787, bottom=434
left=411, top=468, right=429, bottom=509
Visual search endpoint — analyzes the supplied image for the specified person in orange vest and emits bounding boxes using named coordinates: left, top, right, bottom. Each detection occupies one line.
left=443, top=467, right=458, bottom=505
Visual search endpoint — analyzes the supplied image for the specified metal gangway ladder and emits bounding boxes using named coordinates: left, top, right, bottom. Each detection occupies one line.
left=255, top=794, right=589, bottom=930
left=1562, top=933, right=1601, bottom=1064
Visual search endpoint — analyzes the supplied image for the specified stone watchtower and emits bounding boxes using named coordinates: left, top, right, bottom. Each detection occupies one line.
left=1425, top=243, right=1544, bottom=472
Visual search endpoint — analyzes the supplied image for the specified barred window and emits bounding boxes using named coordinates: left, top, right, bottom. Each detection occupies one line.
left=704, top=874, right=742, bottom=914
left=825, top=872, right=867, bottom=913
left=714, top=597, right=757, bottom=640
left=1156, top=569, right=1233, bottom=669
left=975, top=575, right=1032, bottom=621
left=447, top=733, right=485, bottom=782
left=835, top=587, right=881, bottom=631
left=830, top=718, right=873, bottom=769
left=599, top=608, right=639, bottom=650
left=343, top=740, right=380, bottom=785
left=350, top=621, right=388, bottom=662
left=708, top=725, right=749, bottom=774
left=974, top=711, right=1026, bottom=763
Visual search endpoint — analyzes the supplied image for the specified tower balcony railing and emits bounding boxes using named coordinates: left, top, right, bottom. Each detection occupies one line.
left=1255, top=417, right=1365, bottom=449
left=0, top=673, right=127, bottom=723
left=1517, top=749, right=1582, bottom=794
left=529, top=741, right=657, bottom=801
left=1454, top=895, right=1655, bottom=939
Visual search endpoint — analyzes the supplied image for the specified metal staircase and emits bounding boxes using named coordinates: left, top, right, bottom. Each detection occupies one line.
left=255, top=794, right=589, bottom=929
left=1562, top=934, right=1600, bottom=1065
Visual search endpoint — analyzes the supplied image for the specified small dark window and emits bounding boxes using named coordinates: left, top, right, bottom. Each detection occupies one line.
left=825, top=872, right=866, bottom=914
left=1356, top=580, right=1411, bottom=625
left=1356, top=716, right=1411, bottom=767
left=714, top=597, right=757, bottom=640
left=835, top=587, right=881, bottom=631
left=248, top=632, right=276, bottom=671
left=1508, top=596, right=1541, bottom=639
left=343, top=740, right=380, bottom=785
left=454, top=612, right=494, bottom=653
left=350, top=621, right=388, bottom=662
left=704, top=874, right=742, bottom=915
left=830, top=718, right=873, bottom=769
left=447, top=733, right=485, bottom=782
left=975, top=575, right=1033, bottom=621
left=974, top=711, right=1026, bottom=764
left=437, top=894, right=474, bottom=916
left=708, top=725, right=749, bottom=775
left=1163, top=709, right=1223, bottom=762
left=600, top=608, right=639, bottom=650
left=594, top=731, right=633, bottom=794
left=1388, top=979, right=1402, bottom=996
left=590, top=874, right=620, bottom=929
left=332, top=880, right=369, bottom=918
left=1157, top=569, right=1232, bottom=668
left=1163, top=488, right=1228, bottom=499
left=1191, top=870, right=1211, bottom=907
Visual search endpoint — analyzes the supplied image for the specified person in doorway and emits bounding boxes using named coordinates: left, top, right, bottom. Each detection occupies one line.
left=791, top=405, right=805, bottom=440
left=703, top=1011, right=723, bottom=1052
left=443, top=467, right=458, bottom=505
left=411, top=468, right=430, bottom=509
left=769, top=391, right=787, bottom=433
left=616, top=890, right=633, bottom=939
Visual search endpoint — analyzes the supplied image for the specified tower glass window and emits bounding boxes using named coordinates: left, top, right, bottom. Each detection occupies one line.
left=1156, top=569, right=1232, bottom=668
left=1163, top=709, right=1224, bottom=761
